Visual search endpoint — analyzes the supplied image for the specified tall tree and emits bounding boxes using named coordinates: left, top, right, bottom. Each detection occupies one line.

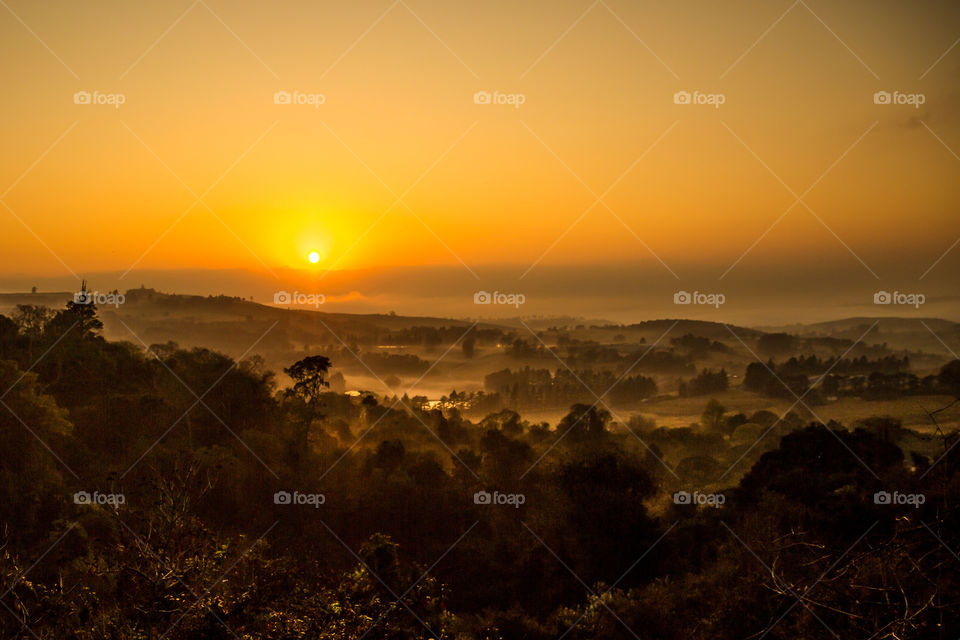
left=284, top=355, right=332, bottom=404
left=283, top=355, right=333, bottom=461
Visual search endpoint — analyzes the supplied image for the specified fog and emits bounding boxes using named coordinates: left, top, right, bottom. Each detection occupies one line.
left=4, top=255, right=958, bottom=326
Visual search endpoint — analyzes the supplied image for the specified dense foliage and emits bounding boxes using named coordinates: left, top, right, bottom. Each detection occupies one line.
left=1, top=300, right=959, bottom=639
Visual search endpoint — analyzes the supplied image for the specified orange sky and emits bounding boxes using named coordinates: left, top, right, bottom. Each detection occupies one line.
left=1, top=0, right=959, bottom=286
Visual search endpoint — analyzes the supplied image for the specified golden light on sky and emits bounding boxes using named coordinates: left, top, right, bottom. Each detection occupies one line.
left=0, top=0, right=958, bottom=291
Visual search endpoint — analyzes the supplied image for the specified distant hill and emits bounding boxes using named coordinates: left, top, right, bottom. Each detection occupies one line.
left=0, top=291, right=76, bottom=311
left=761, top=317, right=960, bottom=335
left=5, top=290, right=953, bottom=348
left=622, top=319, right=765, bottom=340
left=756, top=316, right=960, bottom=356
left=2, top=288, right=957, bottom=401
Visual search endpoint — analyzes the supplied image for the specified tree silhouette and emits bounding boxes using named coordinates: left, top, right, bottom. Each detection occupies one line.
left=701, top=398, right=726, bottom=432
left=939, top=359, right=960, bottom=398
left=558, top=403, right=611, bottom=443
left=284, top=355, right=332, bottom=404
left=462, top=335, right=476, bottom=359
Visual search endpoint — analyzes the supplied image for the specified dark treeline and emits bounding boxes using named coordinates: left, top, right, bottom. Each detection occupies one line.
left=374, top=326, right=506, bottom=348
left=2, top=299, right=960, bottom=638
left=328, top=345, right=432, bottom=376
left=743, top=355, right=942, bottom=401
left=825, top=371, right=941, bottom=400
left=506, top=333, right=695, bottom=376
left=484, top=366, right=658, bottom=408
left=777, top=354, right=909, bottom=376
left=679, top=368, right=730, bottom=397
left=670, top=333, right=730, bottom=357
left=563, top=346, right=694, bottom=376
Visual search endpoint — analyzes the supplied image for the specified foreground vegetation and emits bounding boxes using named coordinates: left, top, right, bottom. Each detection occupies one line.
left=2, top=298, right=960, bottom=638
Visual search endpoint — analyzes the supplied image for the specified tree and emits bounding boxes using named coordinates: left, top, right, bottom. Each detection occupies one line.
left=12, top=304, right=54, bottom=358
left=939, top=359, right=960, bottom=397
left=701, top=398, right=726, bottom=432
left=284, top=355, right=332, bottom=462
left=368, top=439, right=405, bottom=477
left=558, top=403, right=611, bottom=443
left=681, top=368, right=729, bottom=396
left=555, top=452, right=659, bottom=586
left=0, top=360, right=71, bottom=542
left=328, top=370, right=346, bottom=393
left=149, top=340, right=180, bottom=360
left=44, top=295, right=103, bottom=342
left=284, top=355, right=332, bottom=404
left=461, top=336, right=476, bottom=359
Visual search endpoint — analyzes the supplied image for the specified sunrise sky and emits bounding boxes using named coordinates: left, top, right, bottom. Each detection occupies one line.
left=1, top=0, right=959, bottom=316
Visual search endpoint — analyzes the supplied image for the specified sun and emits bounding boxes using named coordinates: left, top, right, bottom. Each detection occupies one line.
left=307, top=250, right=321, bottom=264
